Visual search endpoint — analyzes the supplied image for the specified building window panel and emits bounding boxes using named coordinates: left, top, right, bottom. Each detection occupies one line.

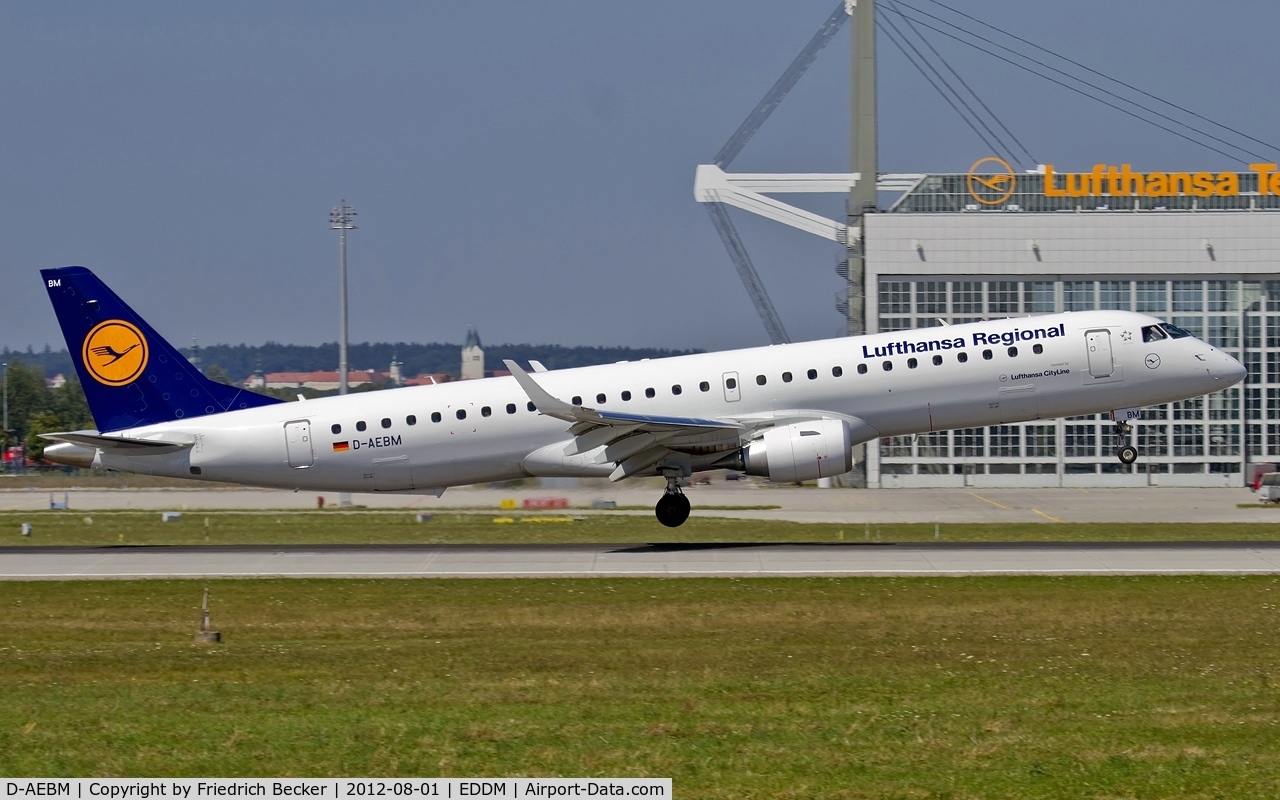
left=879, top=280, right=912, bottom=315
left=1208, top=423, right=1239, bottom=456
left=918, top=431, right=948, bottom=458
left=1099, top=280, right=1131, bottom=310
left=917, top=281, right=947, bottom=314
left=1025, top=282, right=1055, bottom=313
left=882, top=435, right=913, bottom=458
left=1207, top=280, right=1237, bottom=312
left=1173, top=280, right=1204, bottom=312
left=954, top=428, right=984, bottom=458
left=1136, top=281, right=1167, bottom=313
left=954, top=282, right=983, bottom=314
left=989, top=281, right=1020, bottom=314
left=1064, top=281, right=1096, bottom=311
left=1064, top=424, right=1097, bottom=458
left=990, top=425, right=1020, bottom=458
left=1026, top=425, right=1056, bottom=457
left=1173, top=424, right=1204, bottom=456
left=1138, top=424, right=1168, bottom=458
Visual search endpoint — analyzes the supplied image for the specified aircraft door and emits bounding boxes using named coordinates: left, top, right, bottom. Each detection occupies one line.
left=1086, top=330, right=1114, bottom=378
left=284, top=420, right=314, bottom=468
left=722, top=372, right=741, bottom=402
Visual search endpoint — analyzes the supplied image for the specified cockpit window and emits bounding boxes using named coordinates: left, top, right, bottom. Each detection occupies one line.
left=1160, top=323, right=1194, bottom=339
left=1142, top=325, right=1167, bottom=343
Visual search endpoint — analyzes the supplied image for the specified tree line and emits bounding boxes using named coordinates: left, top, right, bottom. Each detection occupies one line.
left=1, top=341, right=702, bottom=461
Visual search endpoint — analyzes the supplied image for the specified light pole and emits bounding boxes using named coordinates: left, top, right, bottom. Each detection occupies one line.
left=2, top=362, right=8, bottom=474
left=330, top=200, right=358, bottom=396
left=329, top=202, right=357, bottom=508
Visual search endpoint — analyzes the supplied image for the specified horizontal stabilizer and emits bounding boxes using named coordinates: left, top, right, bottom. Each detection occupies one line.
left=41, top=430, right=194, bottom=455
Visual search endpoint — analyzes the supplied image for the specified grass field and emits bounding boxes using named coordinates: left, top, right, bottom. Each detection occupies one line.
left=2, top=509, right=1280, bottom=546
left=1, top=576, right=1278, bottom=797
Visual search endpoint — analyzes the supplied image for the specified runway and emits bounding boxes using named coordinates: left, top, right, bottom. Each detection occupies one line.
left=4, top=541, right=1280, bottom=579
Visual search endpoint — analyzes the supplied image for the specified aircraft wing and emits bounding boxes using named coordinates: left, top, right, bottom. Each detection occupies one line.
left=40, top=430, right=195, bottom=455
left=504, top=360, right=745, bottom=480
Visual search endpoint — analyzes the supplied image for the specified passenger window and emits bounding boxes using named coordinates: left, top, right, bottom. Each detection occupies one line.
left=756, top=375, right=767, bottom=386
left=932, top=355, right=942, bottom=366
left=907, top=358, right=918, bottom=369
left=782, top=372, right=793, bottom=383
left=832, top=366, right=843, bottom=377
left=672, top=385, right=682, bottom=395
left=958, top=352, right=969, bottom=363
left=572, top=396, right=582, bottom=406
left=356, top=421, right=367, bottom=432
left=699, top=381, right=710, bottom=392
left=725, top=378, right=737, bottom=390
left=506, top=403, right=517, bottom=414
left=807, top=369, right=817, bottom=380
left=527, top=402, right=537, bottom=412
left=982, top=349, right=993, bottom=360
left=882, top=361, right=893, bottom=372
left=456, top=409, right=467, bottom=420
left=431, top=412, right=442, bottom=423
left=406, top=415, right=416, bottom=426
left=481, top=406, right=492, bottom=417
left=381, top=418, right=391, bottom=429
left=331, top=424, right=341, bottom=434
left=622, top=390, right=632, bottom=401
left=1008, top=346, right=1018, bottom=357
left=596, top=393, right=606, bottom=404
left=857, top=364, right=868, bottom=375
left=645, top=387, right=656, bottom=398
left=1033, top=344, right=1043, bottom=354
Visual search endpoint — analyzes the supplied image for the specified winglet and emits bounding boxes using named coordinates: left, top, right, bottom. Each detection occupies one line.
left=503, top=360, right=578, bottom=422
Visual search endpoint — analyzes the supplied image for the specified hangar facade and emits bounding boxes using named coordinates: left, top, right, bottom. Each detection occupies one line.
left=862, top=168, right=1280, bottom=488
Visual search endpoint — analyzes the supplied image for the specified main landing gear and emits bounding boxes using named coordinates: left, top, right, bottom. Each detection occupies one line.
left=1113, top=417, right=1138, bottom=464
left=655, top=470, right=691, bottom=528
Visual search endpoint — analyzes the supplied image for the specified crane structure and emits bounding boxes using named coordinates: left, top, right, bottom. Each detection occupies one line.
left=696, top=2, right=857, bottom=345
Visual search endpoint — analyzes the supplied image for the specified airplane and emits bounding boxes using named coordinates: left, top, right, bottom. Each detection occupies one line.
left=40, top=266, right=1246, bottom=527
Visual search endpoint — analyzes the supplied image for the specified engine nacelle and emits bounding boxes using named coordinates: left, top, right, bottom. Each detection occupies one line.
left=741, top=419, right=853, bottom=483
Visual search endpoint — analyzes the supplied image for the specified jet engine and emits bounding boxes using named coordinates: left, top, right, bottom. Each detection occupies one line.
left=735, top=419, right=853, bottom=483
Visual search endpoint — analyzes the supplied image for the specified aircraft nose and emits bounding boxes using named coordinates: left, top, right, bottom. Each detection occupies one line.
left=1213, top=352, right=1247, bottom=385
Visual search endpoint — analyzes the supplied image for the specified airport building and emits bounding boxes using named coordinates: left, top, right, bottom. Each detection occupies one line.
left=862, top=167, right=1280, bottom=488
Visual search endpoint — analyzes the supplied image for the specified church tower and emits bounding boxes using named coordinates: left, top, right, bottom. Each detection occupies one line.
left=461, top=326, right=484, bottom=380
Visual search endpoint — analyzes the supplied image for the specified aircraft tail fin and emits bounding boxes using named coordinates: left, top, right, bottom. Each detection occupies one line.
left=41, top=266, right=281, bottom=433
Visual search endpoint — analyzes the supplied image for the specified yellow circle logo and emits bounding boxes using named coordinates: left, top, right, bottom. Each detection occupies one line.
left=966, top=156, right=1016, bottom=205
left=82, top=320, right=149, bottom=387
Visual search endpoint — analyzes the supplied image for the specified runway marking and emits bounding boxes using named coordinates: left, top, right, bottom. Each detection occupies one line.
left=1033, top=508, right=1064, bottom=523
left=968, top=492, right=1010, bottom=510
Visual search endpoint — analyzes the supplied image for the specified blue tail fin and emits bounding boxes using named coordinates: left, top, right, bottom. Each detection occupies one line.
left=42, top=266, right=281, bottom=433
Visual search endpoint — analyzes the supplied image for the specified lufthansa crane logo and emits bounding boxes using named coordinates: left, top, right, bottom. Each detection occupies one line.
left=967, top=156, right=1016, bottom=206
left=82, top=320, right=149, bottom=386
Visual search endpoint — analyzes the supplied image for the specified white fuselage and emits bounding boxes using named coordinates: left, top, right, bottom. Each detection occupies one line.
left=82, top=311, right=1244, bottom=493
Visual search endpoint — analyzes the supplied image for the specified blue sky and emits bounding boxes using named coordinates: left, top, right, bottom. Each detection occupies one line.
left=4, top=1, right=1278, bottom=354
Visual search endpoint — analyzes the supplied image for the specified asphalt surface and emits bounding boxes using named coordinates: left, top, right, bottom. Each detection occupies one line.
left=2, top=484, right=1277, bottom=523
left=3, top=541, right=1280, bottom=579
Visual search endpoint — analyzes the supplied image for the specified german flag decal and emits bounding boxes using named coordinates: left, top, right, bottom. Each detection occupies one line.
left=332, top=441, right=350, bottom=452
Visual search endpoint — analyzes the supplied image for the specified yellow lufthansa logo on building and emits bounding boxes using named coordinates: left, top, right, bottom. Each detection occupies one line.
left=82, top=320, right=148, bottom=387
left=967, top=156, right=1016, bottom=205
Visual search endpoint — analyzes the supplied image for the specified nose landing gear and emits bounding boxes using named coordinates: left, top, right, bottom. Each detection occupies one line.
left=655, top=470, right=691, bottom=528
left=1113, top=417, right=1138, bottom=464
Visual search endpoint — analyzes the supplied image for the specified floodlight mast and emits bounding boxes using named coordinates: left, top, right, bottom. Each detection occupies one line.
left=330, top=201, right=358, bottom=396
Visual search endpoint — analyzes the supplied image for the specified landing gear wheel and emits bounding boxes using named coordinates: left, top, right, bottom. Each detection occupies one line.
left=655, top=492, right=691, bottom=528
left=1111, top=416, right=1138, bottom=465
